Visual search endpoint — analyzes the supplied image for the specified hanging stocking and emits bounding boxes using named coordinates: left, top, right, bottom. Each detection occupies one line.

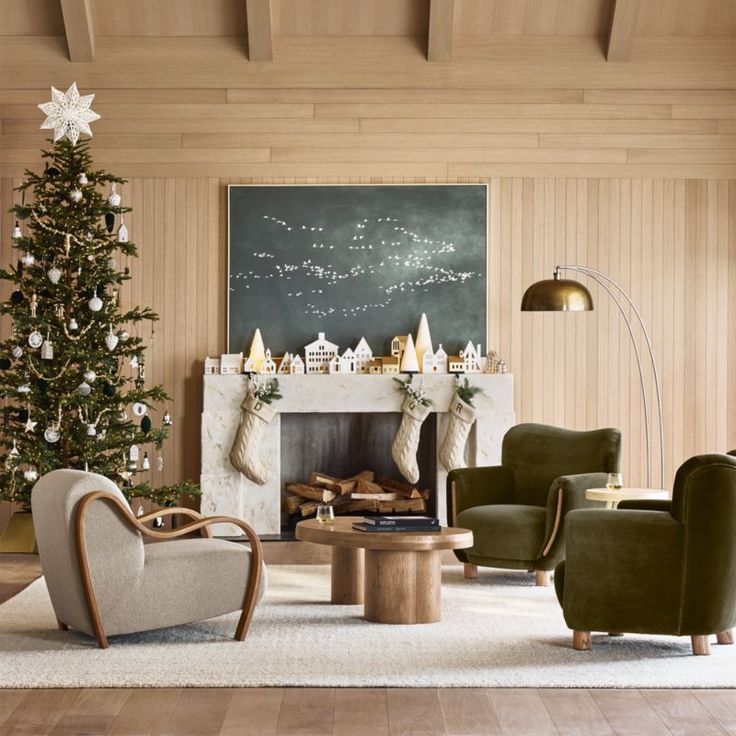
left=391, top=396, right=432, bottom=484
left=439, top=396, right=478, bottom=471
left=230, top=391, right=278, bottom=485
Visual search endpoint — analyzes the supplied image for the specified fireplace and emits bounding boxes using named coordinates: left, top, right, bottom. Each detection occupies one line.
left=200, top=374, right=514, bottom=537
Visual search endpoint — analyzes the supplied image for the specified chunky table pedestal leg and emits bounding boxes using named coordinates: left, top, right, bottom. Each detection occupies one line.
left=363, top=549, right=441, bottom=624
left=331, top=546, right=364, bottom=604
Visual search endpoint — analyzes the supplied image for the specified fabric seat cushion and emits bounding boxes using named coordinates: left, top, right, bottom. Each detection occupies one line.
left=456, top=504, right=547, bottom=562
left=100, top=538, right=261, bottom=636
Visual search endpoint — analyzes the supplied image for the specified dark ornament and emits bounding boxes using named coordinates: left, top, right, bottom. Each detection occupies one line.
left=140, top=415, right=152, bottom=435
left=10, top=291, right=24, bottom=304
left=36, top=378, right=48, bottom=394
left=102, top=382, right=116, bottom=397
left=16, top=206, right=31, bottom=220
left=105, top=212, right=115, bottom=233
left=124, top=267, right=130, bottom=276
left=153, top=516, right=165, bottom=529
left=18, top=408, right=28, bottom=423
left=0, top=358, right=10, bottom=370
left=16, top=260, right=23, bottom=276
left=47, top=166, right=60, bottom=177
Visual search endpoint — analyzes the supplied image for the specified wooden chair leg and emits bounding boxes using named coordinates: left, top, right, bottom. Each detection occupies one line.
left=535, top=570, right=549, bottom=587
left=716, top=630, right=734, bottom=645
left=464, top=563, right=478, bottom=579
left=56, top=619, right=68, bottom=631
left=691, top=635, right=711, bottom=655
left=573, top=630, right=591, bottom=651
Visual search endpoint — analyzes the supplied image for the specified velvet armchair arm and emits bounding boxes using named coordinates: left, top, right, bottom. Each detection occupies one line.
left=538, top=472, right=608, bottom=567
left=446, top=465, right=515, bottom=526
left=557, top=508, right=684, bottom=635
left=617, top=499, right=673, bottom=513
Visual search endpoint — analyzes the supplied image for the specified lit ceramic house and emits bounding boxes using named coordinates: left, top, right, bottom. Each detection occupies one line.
left=382, top=356, right=400, bottom=374
left=448, top=354, right=464, bottom=373
left=259, top=349, right=277, bottom=375
left=328, top=355, right=341, bottom=375
left=462, top=342, right=483, bottom=373
left=422, top=344, right=448, bottom=373
left=289, top=354, right=305, bottom=374
left=220, top=353, right=243, bottom=375
left=368, top=358, right=383, bottom=374
left=353, top=337, right=373, bottom=373
left=390, top=335, right=407, bottom=359
left=243, top=356, right=256, bottom=373
left=304, top=332, right=339, bottom=374
left=204, top=356, right=221, bottom=375
left=339, top=347, right=355, bottom=373
left=277, top=352, right=292, bottom=374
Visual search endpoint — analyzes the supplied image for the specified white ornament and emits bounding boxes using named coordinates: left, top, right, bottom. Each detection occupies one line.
left=38, top=82, right=100, bottom=146
left=132, top=402, right=147, bottom=417
left=40, top=338, right=53, bottom=360
left=157, top=453, right=164, bottom=472
left=86, top=424, right=97, bottom=436
left=105, top=326, right=119, bottom=351
left=21, top=253, right=35, bottom=267
left=9, top=440, right=19, bottom=457
left=12, top=222, right=22, bottom=239
left=118, top=410, right=128, bottom=422
left=108, top=257, right=117, bottom=269
left=69, top=317, right=79, bottom=331
left=44, top=426, right=60, bottom=443
left=70, top=189, right=83, bottom=203
left=24, top=415, right=38, bottom=433
left=117, top=216, right=128, bottom=243
left=129, top=355, right=139, bottom=368
left=47, top=266, right=62, bottom=284
left=78, top=381, right=91, bottom=396
left=23, top=467, right=38, bottom=482
left=162, top=410, right=172, bottom=426
left=83, top=369, right=96, bottom=383
left=28, top=331, right=43, bottom=349
left=88, top=292, right=103, bottom=312
left=119, top=330, right=129, bottom=342
left=129, top=444, right=139, bottom=461
left=79, top=172, right=89, bottom=185
left=142, top=452, right=150, bottom=471
left=17, top=383, right=31, bottom=394
left=12, top=346, right=23, bottom=359
left=108, top=183, right=121, bottom=208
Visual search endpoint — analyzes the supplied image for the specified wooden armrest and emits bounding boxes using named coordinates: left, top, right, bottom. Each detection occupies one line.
left=74, top=490, right=264, bottom=649
left=136, top=507, right=212, bottom=537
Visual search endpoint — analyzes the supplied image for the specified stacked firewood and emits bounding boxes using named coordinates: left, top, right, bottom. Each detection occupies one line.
left=284, top=470, right=430, bottom=518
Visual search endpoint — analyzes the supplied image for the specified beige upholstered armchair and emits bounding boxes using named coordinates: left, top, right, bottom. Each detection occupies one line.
left=31, top=469, right=265, bottom=648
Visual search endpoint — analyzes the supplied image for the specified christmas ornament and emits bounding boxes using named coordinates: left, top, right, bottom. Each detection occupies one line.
left=11, top=346, right=23, bottom=359
left=41, top=333, right=53, bottom=360
left=140, top=415, right=152, bottom=434
left=23, top=467, right=38, bottom=482
left=128, top=458, right=137, bottom=471
left=105, top=326, right=119, bottom=351
left=10, top=291, right=24, bottom=305
left=12, top=221, right=22, bottom=239
left=102, top=382, right=115, bottom=397
left=136, top=504, right=144, bottom=517
left=111, top=288, right=119, bottom=306
left=132, top=402, right=147, bottom=417
left=64, top=233, right=71, bottom=256
left=46, top=166, right=60, bottom=177
left=142, top=452, right=150, bottom=471
left=118, top=410, right=128, bottom=422
left=108, top=257, right=116, bottom=269
left=68, top=317, right=79, bottom=331
left=162, top=410, right=172, bottom=426
left=37, top=378, right=48, bottom=394
left=21, top=252, right=35, bottom=267
left=129, top=445, right=139, bottom=462
left=230, top=389, right=278, bottom=485
left=38, top=82, right=100, bottom=146
left=70, top=188, right=83, bottom=203
left=47, top=265, right=62, bottom=284
left=17, top=383, right=31, bottom=394
left=108, top=183, right=121, bottom=207
left=77, top=381, right=91, bottom=396
left=54, top=304, right=64, bottom=319
left=9, top=440, right=19, bottom=457
left=29, top=293, right=38, bottom=318
left=24, top=414, right=37, bottom=432
left=88, top=291, right=103, bottom=312
left=28, top=331, right=43, bottom=349
left=120, top=330, right=129, bottom=342
left=153, top=516, right=165, bottom=529
left=129, top=355, right=139, bottom=368
left=83, top=369, right=96, bottom=383
left=18, top=408, right=28, bottom=423
left=105, top=212, right=115, bottom=233
left=157, top=453, right=164, bottom=472
left=117, top=216, right=128, bottom=243
left=86, top=423, right=97, bottom=436
left=44, top=425, right=60, bottom=443
left=0, top=358, right=10, bottom=370
left=79, top=172, right=88, bottom=185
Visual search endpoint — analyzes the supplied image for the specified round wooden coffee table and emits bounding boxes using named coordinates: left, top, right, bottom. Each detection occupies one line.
left=295, top=516, right=473, bottom=624
left=585, top=487, right=670, bottom=509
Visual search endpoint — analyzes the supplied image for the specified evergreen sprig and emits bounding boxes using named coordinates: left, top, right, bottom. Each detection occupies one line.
left=252, top=377, right=282, bottom=405
left=393, top=376, right=433, bottom=406
left=455, top=378, right=484, bottom=407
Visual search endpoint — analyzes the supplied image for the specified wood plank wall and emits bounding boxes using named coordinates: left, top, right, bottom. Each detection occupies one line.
left=1, top=38, right=735, bottom=524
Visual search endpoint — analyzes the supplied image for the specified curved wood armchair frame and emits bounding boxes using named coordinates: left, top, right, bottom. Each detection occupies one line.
left=74, top=490, right=263, bottom=649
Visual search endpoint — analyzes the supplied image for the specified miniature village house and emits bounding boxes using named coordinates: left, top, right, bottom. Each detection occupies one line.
left=382, top=356, right=400, bottom=374
left=462, top=342, right=483, bottom=373
left=289, top=354, right=305, bottom=374
left=353, top=337, right=373, bottom=373
left=422, top=344, right=448, bottom=374
left=277, top=352, right=292, bottom=374
left=259, top=349, right=277, bottom=375
left=204, top=356, right=221, bottom=375
left=220, top=353, right=243, bottom=375
left=391, top=335, right=407, bottom=359
left=304, top=332, right=339, bottom=374
left=368, top=358, right=383, bottom=374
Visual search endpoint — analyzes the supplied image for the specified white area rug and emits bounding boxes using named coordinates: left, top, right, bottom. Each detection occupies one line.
left=1, top=565, right=734, bottom=688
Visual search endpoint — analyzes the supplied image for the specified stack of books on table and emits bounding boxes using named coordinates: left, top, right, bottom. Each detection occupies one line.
left=352, top=516, right=441, bottom=533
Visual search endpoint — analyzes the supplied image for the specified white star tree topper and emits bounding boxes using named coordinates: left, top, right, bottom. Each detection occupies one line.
left=38, top=82, right=100, bottom=146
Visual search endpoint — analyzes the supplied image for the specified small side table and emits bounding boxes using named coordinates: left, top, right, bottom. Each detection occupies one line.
left=586, top=487, right=670, bottom=510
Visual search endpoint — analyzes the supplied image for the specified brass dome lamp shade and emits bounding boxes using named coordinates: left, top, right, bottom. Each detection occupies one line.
left=521, top=265, right=664, bottom=489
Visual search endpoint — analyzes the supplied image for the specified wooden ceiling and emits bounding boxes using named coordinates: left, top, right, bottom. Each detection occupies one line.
left=3, top=0, right=735, bottom=38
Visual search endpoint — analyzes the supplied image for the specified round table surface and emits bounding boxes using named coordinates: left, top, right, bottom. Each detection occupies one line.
left=585, top=487, right=670, bottom=503
left=295, top=516, right=473, bottom=552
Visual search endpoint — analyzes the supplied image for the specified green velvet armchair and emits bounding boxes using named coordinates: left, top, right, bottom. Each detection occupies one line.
left=555, top=453, right=736, bottom=656
left=446, top=423, right=621, bottom=586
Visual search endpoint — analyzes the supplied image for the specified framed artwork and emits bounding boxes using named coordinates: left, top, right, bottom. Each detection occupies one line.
left=228, top=184, right=487, bottom=357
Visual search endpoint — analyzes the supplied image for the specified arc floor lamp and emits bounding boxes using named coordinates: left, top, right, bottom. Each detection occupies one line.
left=521, top=265, right=664, bottom=489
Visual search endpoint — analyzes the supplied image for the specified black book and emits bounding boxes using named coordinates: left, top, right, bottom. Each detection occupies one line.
left=361, top=515, right=440, bottom=527
left=352, top=523, right=442, bottom=533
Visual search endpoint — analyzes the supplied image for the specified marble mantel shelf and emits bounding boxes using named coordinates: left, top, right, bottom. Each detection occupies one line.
left=201, top=374, right=515, bottom=536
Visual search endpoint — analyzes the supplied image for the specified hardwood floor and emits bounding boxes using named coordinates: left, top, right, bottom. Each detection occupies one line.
left=1, top=555, right=735, bottom=736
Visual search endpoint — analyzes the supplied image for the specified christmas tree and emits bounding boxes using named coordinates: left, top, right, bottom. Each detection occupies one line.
left=0, top=84, right=197, bottom=509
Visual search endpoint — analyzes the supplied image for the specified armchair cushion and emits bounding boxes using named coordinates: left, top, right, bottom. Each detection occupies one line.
left=456, top=504, right=546, bottom=563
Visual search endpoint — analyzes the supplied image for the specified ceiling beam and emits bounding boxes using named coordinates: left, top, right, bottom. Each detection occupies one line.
left=246, top=0, right=273, bottom=61
left=427, top=0, right=454, bottom=62
left=607, top=0, right=639, bottom=61
left=60, top=0, right=94, bottom=62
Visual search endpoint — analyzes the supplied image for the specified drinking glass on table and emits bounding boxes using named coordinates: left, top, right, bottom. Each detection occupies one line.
left=606, top=473, right=624, bottom=491
left=316, top=505, right=335, bottom=525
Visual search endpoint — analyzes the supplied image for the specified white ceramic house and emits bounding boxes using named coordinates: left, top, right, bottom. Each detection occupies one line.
left=243, top=356, right=256, bottom=373
left=422, top=344, right=448, bottom=373
left=204, top=356, right=221, bottom=375
left=304, top=332, right=339, bottom=374
left=277, top=352, right=292, bottom=374
left=259, top=348, right=277, bottom=375
left=462, top=342, right=483, bottom=373
left=220, top=353, right=243, bottom=375
left=339, top=347, right=356, bottom=373
left=289, top=354, right=305, bottom=374
left=328, top=355, right=341, bottom=374
left=353, top=337, right=373, bottom=373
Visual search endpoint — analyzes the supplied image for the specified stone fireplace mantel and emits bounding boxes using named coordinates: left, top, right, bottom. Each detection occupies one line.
left=201, top=374, right=515, bottom=536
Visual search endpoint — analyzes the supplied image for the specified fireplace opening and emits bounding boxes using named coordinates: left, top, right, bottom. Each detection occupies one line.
left=280, top=412, right=437, bottom=532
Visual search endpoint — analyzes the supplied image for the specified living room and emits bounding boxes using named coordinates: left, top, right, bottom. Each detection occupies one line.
left=0, top=0, right=735, bottom=733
